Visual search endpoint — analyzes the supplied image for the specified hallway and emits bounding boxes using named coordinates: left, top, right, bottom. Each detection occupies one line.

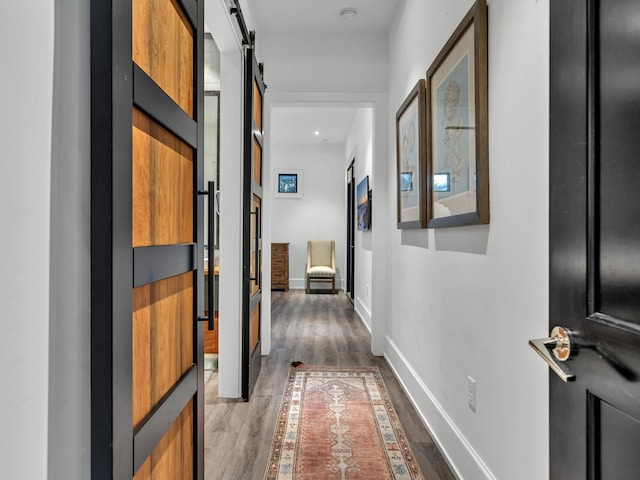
left=204, top=291, right=456, bottom=479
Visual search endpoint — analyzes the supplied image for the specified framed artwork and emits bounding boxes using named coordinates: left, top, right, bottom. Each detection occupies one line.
left=426, top=0, right=489, bottom=228
left=396, top=79, right=427, bottom=229
left=357, top=176, right=371, bottom=231
left=273, top=169, right=303, bottom=198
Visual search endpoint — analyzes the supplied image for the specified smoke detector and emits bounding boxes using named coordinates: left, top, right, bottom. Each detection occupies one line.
left=340, top=8, right=358, bottom=21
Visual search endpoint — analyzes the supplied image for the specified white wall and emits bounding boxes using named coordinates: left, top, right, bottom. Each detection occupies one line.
left=345, top=108, right=374, bottom=327
left=271, top=142, right=346, bottom=289
left=0, top=2, right=54, bottom=478
left=48, top=0, right=92, bottom=478
left=259, top=32, right=388, bottom=93
left=384, top=1, right=549, bottom=479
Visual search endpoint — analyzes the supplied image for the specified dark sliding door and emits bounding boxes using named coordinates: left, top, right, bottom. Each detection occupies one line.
left=91, top=0, right=205, bottom=477
left=242, top=46, right=266, bottom=400
left=346, top=160, right=356, bottom=303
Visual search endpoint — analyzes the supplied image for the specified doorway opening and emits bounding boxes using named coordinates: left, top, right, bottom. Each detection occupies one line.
left=346, top=159, right=355, bottom=303
left=266, top=103, right=374, bottom=327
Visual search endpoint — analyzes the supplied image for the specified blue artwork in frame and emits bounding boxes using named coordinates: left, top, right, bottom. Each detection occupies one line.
left=274, top=169, right=303, bottom=198
left=278, top=173, right=298, bottom=193
left=357, top=176, right=371, bottom=231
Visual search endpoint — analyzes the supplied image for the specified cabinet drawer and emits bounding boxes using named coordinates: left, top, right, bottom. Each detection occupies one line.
left=271, top=273, right=286, bottom=282
left=272, top=243, right=288, bottom=254
left=272, top=257, right=286, bottom=268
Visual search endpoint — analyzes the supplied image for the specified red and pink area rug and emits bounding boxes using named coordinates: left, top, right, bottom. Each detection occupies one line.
left=264, top=363, right=425, bottom=480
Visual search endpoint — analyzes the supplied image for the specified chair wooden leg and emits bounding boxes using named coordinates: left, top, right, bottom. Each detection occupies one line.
left=306, top=275, right=309, bottom=294
left=332, top=277, right=336, bottom=294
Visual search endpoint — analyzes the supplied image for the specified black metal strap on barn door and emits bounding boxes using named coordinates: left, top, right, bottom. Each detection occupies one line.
left=133, top=64, right=198, bottom=149
left=133, top=365, right=198, bottom=473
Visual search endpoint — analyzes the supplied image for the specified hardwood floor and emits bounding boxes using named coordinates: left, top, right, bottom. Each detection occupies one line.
left=204, top=290, right=456, bottom=480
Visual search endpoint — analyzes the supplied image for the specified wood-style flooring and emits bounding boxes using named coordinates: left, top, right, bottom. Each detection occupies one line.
left=204, top=290, right=456, bottom=480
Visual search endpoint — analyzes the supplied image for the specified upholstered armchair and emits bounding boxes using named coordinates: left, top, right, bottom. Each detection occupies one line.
left=305, top=240, right=336, bottom=294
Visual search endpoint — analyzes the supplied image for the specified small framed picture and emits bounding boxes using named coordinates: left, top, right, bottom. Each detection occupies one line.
left=357, top=176, right=371, bottom=231
left=396, top=79, right=427, bottom=229
left=274, top=169, right=303, bottom=198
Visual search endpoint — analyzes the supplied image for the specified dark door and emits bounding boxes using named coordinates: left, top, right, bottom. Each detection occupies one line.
left=91, top=0, right=205, bottom=477
left=346, top=160, right=356, bottom=303
left=546, top=1, right=640, bottom=478
left=242, top=47, right=266, bottom=400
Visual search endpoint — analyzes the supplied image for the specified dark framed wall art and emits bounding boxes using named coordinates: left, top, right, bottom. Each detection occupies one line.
left=274, top=169, right=303, bottom=199
left=357, top=175, right=371, bottom=231
left=396, top=79, right=427, bottom=229
left=426, top=0, right=489, bottom=228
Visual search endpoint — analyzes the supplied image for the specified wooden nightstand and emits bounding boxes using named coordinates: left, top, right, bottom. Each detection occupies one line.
left=271, top=243, right=289, bottom=291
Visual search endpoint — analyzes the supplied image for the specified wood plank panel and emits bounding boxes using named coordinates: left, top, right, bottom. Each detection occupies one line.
left=132, top=272, right=194, bottom=427
left=253, top=80, right=262, bottom=131
left=253, top=138, right=261, bottom=186
left=133, top=0, right=194, bottom=116
left=132, top=108, right=193, bottom=247
left=250, top=303, right=260, bottom=353
left=134, top=400, right=194, bottom=480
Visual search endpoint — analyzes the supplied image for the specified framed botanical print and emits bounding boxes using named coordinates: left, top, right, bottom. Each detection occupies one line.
left=396, top=79, right=427, bottom=229
left=426, top=0, right=489, bottom=228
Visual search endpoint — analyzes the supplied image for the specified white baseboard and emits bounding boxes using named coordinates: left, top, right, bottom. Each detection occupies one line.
left=353, top=302, right=371, bottom=334
left=289, top=278, right=306, bottom=290
left=289, top=277, right=344, bottom=291
left=354, top=297, right=371, bottom=332
left=384, top=337, right=497, bottom=480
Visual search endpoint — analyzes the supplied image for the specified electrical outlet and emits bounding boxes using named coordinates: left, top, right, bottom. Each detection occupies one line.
left=467, top=376, right=476, bottom=412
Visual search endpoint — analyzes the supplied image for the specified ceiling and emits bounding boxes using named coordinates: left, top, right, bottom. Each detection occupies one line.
left=270, top=107, right=358, bottom=145
left=248, top=0, right=399, bottom=35
left=248, top=0, right=396, bottom=147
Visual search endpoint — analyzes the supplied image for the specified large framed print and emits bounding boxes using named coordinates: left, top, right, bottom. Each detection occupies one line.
left=396, top=79, right=427, bottom=229
left=426, top=0, right=489, bottom=228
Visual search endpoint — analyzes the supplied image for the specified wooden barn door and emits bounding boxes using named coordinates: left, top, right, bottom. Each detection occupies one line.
left=242, top=47, right=265, bottom=400
left=91, top=0, right=205, bottom=478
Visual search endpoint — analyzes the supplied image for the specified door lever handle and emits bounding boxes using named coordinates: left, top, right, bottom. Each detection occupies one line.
left=529, top=326, right=577, bottom=382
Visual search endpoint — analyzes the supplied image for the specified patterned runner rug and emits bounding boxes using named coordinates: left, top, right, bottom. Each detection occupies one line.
left=264, top=363, right=425, bottom=480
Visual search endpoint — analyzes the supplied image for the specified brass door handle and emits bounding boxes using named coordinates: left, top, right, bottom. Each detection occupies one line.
left=528, top=326, right=577, bottom=382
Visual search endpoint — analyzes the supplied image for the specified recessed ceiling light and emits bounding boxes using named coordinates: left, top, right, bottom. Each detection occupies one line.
left=341, top=8, right=358, bottom=21
left=314, top=131, right=320, bottom=136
